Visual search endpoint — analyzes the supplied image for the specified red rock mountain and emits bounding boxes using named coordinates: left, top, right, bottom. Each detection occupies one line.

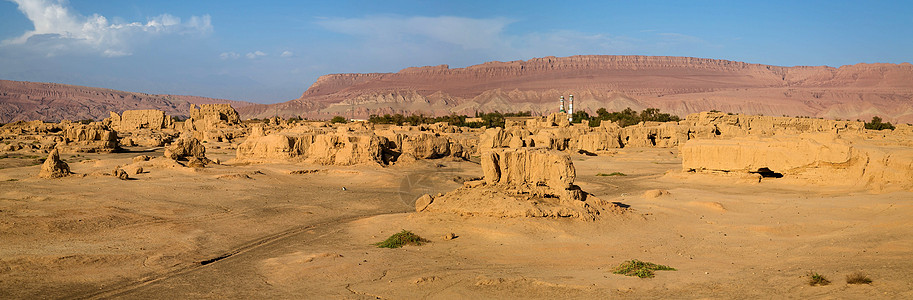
left=240, top=55, right=913, bottom=123
left=0, top=80, right=254, bottom=123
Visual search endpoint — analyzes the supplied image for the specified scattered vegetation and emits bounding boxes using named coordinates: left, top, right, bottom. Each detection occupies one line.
left=330, top=116, right=348, bottom=124
left=597, top=172, right=627, bottom=176
left=845, top=272, right=872, bottom=284
left=808, top=272, right=831, bottom=286
left=366, top=108, right=679, bottom=128
left=368, top=111, right=532, bottom=128
left=864, top=116, right=895, bottom=130
left=374, top=230, right=430, bottom=248
left=583, top=107, right=681, bottom=127
left=611, top=259, right=676, bottom=278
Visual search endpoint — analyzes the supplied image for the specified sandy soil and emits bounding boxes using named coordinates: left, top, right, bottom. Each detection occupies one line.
left=2, top=148, right=911, bottom=299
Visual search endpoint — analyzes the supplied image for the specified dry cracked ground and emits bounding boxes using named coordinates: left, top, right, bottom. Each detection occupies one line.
left=2, top=148, right=912, bottom=299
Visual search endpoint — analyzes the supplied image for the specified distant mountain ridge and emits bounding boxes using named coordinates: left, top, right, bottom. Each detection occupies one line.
left=239, top=55, right=913, bottom=123
left=0, top=80, right=255, bottom=123
left=3, top=55, right=912, bottom=123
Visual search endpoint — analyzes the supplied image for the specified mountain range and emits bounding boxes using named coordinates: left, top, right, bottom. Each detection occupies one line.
left=3, top=55, right=912, bottom=123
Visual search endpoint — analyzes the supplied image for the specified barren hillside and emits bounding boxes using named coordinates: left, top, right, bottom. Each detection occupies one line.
left=0, top=80, right=254, bottom=123
left=239, top=55, right=913, bottom=123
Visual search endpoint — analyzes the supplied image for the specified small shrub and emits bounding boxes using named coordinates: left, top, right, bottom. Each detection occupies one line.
left=375, top=230, right=430, bottom=248
left=597, top=172, right=627, bottom=176
left=612, top=259, right=676, bottom=278
left=846, top=272, right=872, bottom=284
left=808, top=272, right=830, bottom=286
left=330, top=116, right=348, bottom=124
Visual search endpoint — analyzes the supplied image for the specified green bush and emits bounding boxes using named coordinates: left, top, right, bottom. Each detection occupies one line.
left=375, top=230, right=430, bottom=248
left=612, top=259, right=676, bottom=278
left=864, top=116, right=895, bottom=130
left=330, top=116, right=348, bottom=124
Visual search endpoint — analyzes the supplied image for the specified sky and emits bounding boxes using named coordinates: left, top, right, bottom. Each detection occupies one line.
left=0, top=0, right=911, bottom=104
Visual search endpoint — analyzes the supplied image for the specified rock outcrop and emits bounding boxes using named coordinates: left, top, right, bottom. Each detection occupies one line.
left=58, top=124, right=119, bottom=153
left=681, top=134, right=913, bottom=192
left=422, top=148, right=621, bottom=220
left=164, top=135, right=208, bottom=162
left=105, top=110, right=174, bottom=131
left=38, top=149, right=70, bottom=179
left=236, top=130, right=392, bottom=166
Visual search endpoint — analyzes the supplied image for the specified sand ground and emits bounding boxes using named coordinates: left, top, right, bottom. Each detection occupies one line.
left=1, top=148, right=911, bottom=299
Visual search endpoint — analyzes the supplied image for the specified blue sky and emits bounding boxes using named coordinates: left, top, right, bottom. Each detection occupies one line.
left=1, top=0, right=911, bottom=103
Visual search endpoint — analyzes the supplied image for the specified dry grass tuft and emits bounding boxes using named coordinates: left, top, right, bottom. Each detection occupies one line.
left=808, top=272, right=830, bottom=286
left=846, top=272, right=872, bottom=285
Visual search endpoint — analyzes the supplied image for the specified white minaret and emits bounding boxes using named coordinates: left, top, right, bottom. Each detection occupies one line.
left=568, top=94, right=575, bottom=122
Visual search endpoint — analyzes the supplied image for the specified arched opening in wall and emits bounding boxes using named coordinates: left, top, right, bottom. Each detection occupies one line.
left=752, top=167, right=783, bottom=178
left=647, top=133, right=657, bottom=146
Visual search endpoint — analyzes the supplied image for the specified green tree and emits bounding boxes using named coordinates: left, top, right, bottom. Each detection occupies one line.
left=865, top=116, right=895, bottom=130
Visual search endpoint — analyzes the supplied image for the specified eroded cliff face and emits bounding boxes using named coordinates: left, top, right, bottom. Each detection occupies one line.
left=240, top=55, right=913, bottom=123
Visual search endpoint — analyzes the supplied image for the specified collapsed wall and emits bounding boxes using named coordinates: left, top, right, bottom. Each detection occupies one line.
left=236, top=121, right=477, bottom=165
left=105, top=110, right=174, bottom=131
left=681, top=134, right=913, bottom=192
left=185, top=104, right=244, bottom=143
left=419, top=148, right=622, bottom=220
left=58, top=124, right=119, bottom=153
left=236, top=129, right=393, bottom=166
left=478, top=111, right=871, bottom=155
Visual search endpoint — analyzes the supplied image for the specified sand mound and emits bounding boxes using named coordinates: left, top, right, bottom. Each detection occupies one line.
left=37, top=149, right=70, bottom=179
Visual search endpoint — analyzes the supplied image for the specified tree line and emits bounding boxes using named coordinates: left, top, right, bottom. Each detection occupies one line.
left=355, top=108, right=680, bottom=128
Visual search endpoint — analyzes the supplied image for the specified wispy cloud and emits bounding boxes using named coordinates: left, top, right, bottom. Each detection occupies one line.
left=280, top=50, right=293, bottom=58
left=219, top=52, right=240, bottom=60
left=313, top=15, right=654, bottom=68
left=3, top=0, right=212, bottom=57
left=246, top=50, right=267, bottom=59
left=317, top=15, right=514, bottom=50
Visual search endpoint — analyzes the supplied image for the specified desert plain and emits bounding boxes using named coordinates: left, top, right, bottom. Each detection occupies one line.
left=0, top=103, right=911, bottom=299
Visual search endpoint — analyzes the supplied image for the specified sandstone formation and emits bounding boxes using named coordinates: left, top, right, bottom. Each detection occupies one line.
left=239, top=55, right=913, bottom=123
left=237, top=130, right=391, bottom=166
left=58, top=124, right=119, bottom=153
left=185, top=104, right=244, bottom=143
left=164, top=135, right=208, bottom=162
left=236, top=121, right=476, bottom=165
left=422, top=148, right=619, bottom=220
left=105, top=110, right=175, bottom=131
left=37, top=149, right=70, bottom=179
left=112, top=167, right=130, bottom=180
left=681, top=134, right=913, bottom=191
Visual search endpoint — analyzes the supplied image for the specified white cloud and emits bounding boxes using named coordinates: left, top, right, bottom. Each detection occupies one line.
left=246, top=50, right=266, bottom=59
left=280, top=50, right=293, bottom=58
left=219, top=52, right=240, bottom=60
left=3, top=0, right=212, bottom=57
